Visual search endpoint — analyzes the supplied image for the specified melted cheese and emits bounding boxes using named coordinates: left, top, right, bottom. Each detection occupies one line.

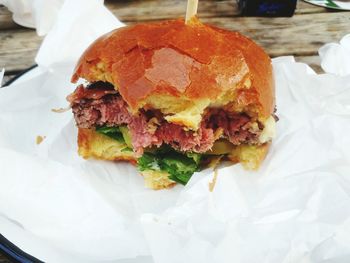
left=259, top=116, right=276, bottom=143
left=164, top=99, right=210, bottom=130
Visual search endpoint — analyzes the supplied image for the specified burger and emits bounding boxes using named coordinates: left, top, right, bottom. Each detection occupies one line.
left=67, top=18, right=276, bottom=190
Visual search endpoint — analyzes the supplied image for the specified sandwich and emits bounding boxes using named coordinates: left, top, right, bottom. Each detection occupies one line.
left=67, top=18, right=276, bottom=190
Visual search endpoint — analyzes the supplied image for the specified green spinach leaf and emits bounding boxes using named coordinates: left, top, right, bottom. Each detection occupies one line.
left=96, top=126, right=124, bottom=142
left=137, top=146, right=202, bottom=185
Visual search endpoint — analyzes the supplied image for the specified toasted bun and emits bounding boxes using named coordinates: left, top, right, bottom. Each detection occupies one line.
left=72, top=18, right=274, bottom=130
left=78, top=128, right=136, bottom=162
left=78, top=128, right=176, bottom=189
left=228, top=143, right=270, bottom=170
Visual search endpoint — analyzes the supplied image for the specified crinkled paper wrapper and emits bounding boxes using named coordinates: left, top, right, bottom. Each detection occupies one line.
left=1, top=1, right=350, bottom=262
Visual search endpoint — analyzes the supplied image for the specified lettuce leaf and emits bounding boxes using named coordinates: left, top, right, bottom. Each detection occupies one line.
left=137, top=147, right=202, bottom=185
left=137, top=152, right=160, bottom=171
left=96, top=126, right=124, bottom=142
left=160, top=153, right=199, bottom=185
left=186, top=152, right=202, bottom=165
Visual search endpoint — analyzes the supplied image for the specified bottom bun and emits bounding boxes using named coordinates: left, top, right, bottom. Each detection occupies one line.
left=78, top=128, right=175, bottom=189
left=77, top=128, right=269, bottom=190
left=78, top=128, right=136, bottom=162
left=228, top=143, right=270, bottom=170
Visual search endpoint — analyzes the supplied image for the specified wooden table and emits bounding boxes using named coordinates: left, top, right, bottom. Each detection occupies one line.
left=0, top=0, right=349, bottom=261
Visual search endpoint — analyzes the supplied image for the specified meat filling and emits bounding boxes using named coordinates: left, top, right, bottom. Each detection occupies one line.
left=68, top=84, right=263, bottom=155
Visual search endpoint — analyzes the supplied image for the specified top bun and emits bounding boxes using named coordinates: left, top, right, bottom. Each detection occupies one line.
left=72, top=18, right=275, bottom=130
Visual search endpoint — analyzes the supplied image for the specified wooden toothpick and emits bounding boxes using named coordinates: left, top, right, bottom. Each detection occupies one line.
left=185, top=0, right=199, bottom=24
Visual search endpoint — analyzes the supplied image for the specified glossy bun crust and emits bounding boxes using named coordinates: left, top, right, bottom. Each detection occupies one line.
left=72, top=18, right=275, bottom=121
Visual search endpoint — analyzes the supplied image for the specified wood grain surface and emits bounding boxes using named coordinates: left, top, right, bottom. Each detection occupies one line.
left=0, top=0, right=346, bottom=74
left=0, top=1, right=329, bottom=30
left=0, top=0, right=347, bottom=261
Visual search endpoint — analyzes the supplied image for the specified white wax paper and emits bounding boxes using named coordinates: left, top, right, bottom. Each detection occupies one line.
left=1, top=1, right=350, bottom=262
left=319, top=35, right=350, bottom=77
left=0, top=0, right=65, bottom=36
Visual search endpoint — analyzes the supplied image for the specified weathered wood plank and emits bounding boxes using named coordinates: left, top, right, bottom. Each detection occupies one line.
left=1, top=11, right=348, bottom=72
left=201, top=12, right=349, bottom=57
left=295, top=55, right=323, bottom=73
left=0, top=1, right=330, bottom=30
left=0, top=29, right=42, bottom=71
left=105, top=0, right=329, bottom=22
left=1, top=0, right=348, bottom=72
left=106, top=0, right=235, bottom=21
left=0, top=6, right=19, bottom=30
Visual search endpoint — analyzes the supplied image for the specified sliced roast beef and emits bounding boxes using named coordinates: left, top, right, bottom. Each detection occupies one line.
left=69, top=84, right=263, bottom=154
left=128, top=114, right=161, bottom=155
left=155, top=122, right=214, bottom=153
left=71, top=94, right=132, bottom=128
left=205, top=109, right=257, bottom=145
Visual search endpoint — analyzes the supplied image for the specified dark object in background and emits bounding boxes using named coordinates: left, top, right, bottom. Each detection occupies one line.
left=237, top=0, right=298, bottom=17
